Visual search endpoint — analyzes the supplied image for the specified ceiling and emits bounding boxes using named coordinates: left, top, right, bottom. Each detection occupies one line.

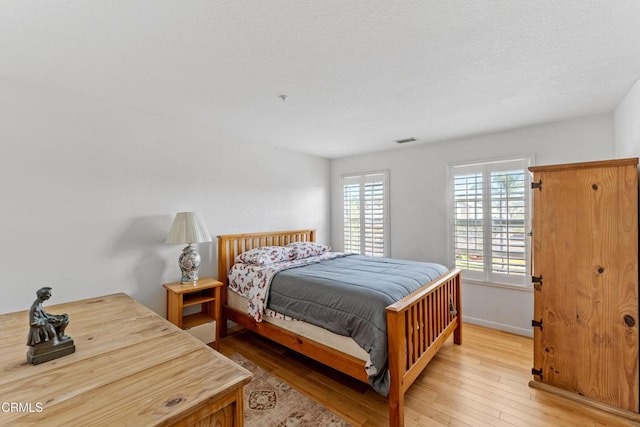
left=2, top=1, right=640, bottom=159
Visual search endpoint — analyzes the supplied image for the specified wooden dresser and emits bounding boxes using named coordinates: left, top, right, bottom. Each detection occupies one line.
left=0, top=293, right=252, bottom=426
left=529, top=158, right=639, bottom=415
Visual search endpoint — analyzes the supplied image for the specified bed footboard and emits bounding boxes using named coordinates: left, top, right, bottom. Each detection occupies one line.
left=386, top=268, right=462, bottom=426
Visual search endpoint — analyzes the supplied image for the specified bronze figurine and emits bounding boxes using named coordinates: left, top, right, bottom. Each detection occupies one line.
left=27, top=287, right=75, bottom=365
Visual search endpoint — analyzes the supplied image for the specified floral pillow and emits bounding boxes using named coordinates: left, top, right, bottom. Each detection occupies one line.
left=235, top=246, right=295, bottom=266
left=287, top=242, right=331, bottom=260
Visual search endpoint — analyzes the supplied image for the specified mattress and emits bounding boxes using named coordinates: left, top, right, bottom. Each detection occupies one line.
left=226, top=290, right=368, bottom=362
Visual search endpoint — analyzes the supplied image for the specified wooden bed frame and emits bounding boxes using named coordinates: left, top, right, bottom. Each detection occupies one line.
left=217, top=229, right=462, bottom=426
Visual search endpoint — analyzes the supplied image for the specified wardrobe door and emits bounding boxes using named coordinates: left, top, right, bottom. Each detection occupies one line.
left=532, top=167, right=580, bottom=393
left=575, top=164, right=638, bottom=411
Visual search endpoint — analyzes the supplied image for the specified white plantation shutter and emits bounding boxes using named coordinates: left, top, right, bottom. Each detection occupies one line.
left=342, top=171, right=389, bottom=257
left=488, top=165, right=527, bottom=282
left=450, top=158, right=531, bottom=287
left=343, top=178, right=361, bottom=254
left=452, top=165, right=485, bottom=281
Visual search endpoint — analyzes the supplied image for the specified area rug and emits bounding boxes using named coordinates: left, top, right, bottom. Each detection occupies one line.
left=229, top=353, right=351, bottom=427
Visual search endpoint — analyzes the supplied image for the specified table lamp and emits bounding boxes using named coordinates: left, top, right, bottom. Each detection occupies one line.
left=166, top=212, right=212, bottom=284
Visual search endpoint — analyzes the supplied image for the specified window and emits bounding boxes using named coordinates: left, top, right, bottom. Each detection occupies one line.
left=342, top=170, right=389, bottom=257
left=449, top=158, right=532, bottom=287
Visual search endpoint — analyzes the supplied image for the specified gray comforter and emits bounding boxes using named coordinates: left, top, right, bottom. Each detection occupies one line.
left=266, top=254, right=449, bottom=396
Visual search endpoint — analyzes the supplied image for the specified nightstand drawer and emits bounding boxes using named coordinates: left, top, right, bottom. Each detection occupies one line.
left=185, top=320, right=216, bottom=344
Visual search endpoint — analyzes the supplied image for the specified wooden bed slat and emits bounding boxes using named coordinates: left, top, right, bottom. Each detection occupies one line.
left=217, top=229, right=461, bottom=427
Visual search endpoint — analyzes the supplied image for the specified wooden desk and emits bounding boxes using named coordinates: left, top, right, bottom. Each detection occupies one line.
left=0, top=293, right=252, bottom=426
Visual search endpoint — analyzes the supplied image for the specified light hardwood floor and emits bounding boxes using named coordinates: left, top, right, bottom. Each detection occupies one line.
left=219, top=323, right=639, bottom=426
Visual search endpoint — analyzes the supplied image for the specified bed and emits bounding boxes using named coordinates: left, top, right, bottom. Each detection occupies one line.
left=217, top=229, right=462, bottom=426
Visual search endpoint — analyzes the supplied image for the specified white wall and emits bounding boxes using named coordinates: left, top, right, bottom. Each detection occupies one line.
left=0, top=78, right=330, bottom=315
left=614, top=79, right=640, bottom=157
left=331, top=114, right=615, bottom=336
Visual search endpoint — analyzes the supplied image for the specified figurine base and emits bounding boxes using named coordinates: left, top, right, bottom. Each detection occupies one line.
left=27, top=337, right=75, bottom=365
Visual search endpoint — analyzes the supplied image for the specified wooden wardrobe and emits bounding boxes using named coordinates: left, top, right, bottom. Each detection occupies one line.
left=529, top=158, right=639, bottom=414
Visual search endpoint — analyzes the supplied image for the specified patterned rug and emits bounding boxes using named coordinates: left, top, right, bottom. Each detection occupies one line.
left=229, top=353, right=351, bottom=427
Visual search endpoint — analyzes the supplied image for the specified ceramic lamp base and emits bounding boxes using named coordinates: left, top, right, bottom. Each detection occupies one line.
left=179, top=243, right=201, bottom=284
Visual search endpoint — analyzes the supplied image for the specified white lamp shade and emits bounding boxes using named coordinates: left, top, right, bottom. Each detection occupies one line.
left=165, top=212, right=212, bottom=244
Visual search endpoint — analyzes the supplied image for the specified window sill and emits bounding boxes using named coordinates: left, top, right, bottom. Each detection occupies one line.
left=462, top=279, right=534, bottom=293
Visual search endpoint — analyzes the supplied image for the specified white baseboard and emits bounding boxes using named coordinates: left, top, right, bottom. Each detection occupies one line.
left=463, top=315, right=533, bottom=338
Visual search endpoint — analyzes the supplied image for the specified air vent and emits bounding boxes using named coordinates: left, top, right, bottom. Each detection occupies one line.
left=395, top=137, right=416, bottom=144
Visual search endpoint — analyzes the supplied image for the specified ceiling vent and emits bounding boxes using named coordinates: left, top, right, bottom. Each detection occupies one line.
left=395, top=137, right=417, bottom=144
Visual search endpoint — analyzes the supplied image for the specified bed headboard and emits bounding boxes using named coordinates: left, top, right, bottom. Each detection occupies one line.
left=217, top=229, right=316, bottom=286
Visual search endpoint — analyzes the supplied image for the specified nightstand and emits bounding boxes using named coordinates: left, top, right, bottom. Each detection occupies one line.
left=163, top=277, right=223, bottom=350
